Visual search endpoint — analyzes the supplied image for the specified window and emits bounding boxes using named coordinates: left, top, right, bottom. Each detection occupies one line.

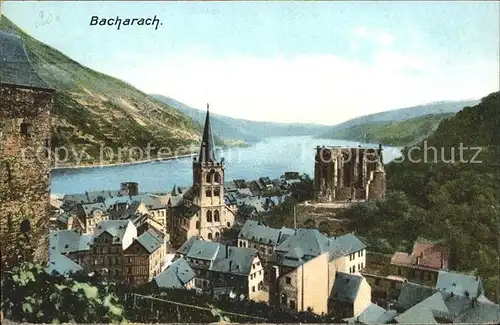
left=208, top=233, right=213, bottom=240
left=206, top=173, right=212, bottom=183
left=214, top=210, right=220, bottom=222
left=227, top=222, right=231, bottom=227
left=259, top=270, right=262, bottom=275
left=205, top=189, right=212, bottom=197
left=214, top=188, right=220, bottom=197
left=281, top=294, right=287, bottom=305
left=252, top=286, right=255, bottom=292
left=20, top=122, right=32, bottom=136
left=289, top=300, right=296, bottom=310
left=361, top=262, right=364, bottom=269
left=196, top=221, right=200, bottom=229
left=358, top=264, right=360, bottom=270
left=215, top=232, right=220, bottom=239
left=214, top=172, right=221, bottom=183
left=361, top=250, right=364, bottom=257
left=358, top=251, right=361, bottom=257
left=206, top=210, right=212, bottom=222
left=398, top=267, right=402, bottom=276
left=239, top=241, right=242, bottom=247
left=286, top=276, right=291, bottom=284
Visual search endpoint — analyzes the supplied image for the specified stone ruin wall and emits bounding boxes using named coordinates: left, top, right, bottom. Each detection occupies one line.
left=0, top=86, right=53, bottom=268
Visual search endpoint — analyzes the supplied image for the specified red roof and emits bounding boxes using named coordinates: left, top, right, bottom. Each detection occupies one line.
left=391, top=241, right=450, bottom=270
left=391, top=252, right=410, bottom=265
left=410, top=242, right=449, bottom=270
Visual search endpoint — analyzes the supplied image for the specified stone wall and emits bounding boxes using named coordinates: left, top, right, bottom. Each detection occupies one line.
left=0, top=86, right=53, bottom=269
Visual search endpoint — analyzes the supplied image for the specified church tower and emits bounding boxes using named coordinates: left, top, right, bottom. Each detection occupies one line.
left=191, top=104, right=233, bottom=241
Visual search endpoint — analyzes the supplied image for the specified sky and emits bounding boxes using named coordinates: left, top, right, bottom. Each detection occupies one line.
left=2, top=1, right=499, bottom=124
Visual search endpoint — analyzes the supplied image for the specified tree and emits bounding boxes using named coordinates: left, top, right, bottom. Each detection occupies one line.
left=1, top=263, right=126, bottom=323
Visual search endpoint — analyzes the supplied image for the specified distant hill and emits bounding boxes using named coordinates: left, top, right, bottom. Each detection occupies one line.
left=152, top=95, right=333, bottom=143
left=339, top=91, right=500, bottom=301
left=323, top=113, right=455, bottom=146
left=320, top=100, right=481, bottom=141
left=1, top=17, right=203, bottom=164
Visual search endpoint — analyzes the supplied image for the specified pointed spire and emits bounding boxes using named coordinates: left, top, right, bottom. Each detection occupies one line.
left=172, top=184, right=177, bottom=196
left=199, top=103, right=216, bottom=162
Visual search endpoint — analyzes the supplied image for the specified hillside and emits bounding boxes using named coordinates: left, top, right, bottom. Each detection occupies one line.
left=322, top=113, right=455, bottom=146
left=319, top=99, right=480, bottom=141
left=339, top=91, right=500, bottom=301
left=152, top=95, right=333, bottom=142
left=1, top=17, right=203, bottom=165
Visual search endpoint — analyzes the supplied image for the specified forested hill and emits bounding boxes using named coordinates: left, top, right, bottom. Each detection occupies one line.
left=320, top=113, right=455, bottom=147
left=152, top=95, right=333, bottom=143
left=340, top=91, right=500, bottom=301
left=1, top=17, right=203, bottom=164
left=320, top=99, right=480, bottom=138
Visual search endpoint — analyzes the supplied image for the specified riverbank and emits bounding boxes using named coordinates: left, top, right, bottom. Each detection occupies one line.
left=51, top=152, right=197, bottom=170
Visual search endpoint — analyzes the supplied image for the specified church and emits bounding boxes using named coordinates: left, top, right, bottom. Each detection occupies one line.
left=167, top=105, right=236, bottom=247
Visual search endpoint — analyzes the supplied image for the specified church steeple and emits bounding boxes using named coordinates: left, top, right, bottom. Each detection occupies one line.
left=199, top=103, right=216, bottom=162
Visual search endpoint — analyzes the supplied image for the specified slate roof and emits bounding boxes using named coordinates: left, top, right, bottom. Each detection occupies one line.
left=47, top=253, right=83, bottom=276
left=154, top=258, right=195, bottom=289
left=179, top=238, right=220, bottom=260
left=62, top=190, right=120, bottom=206
left=436, top=271, right=483, bottom=297
left=330, top=272, right=364, bottom=304
left=0, top=31, right=53, bottom=90
left=178, top=238, right=258, bottom=276
left=49, top=230, right=92, bottom=255
left=396, top=282, right=438, bottom=311
left=106, top=194, right=166, bottom=210
left=270, top=229, right=361, bottom=267
left=394, top=303, right=438, bottom=324
left=118, top=201, right=144, bottom=220
left=394, top=287, right=500, bottom=324
left=172, top=202, right=200, bottom=219
left=453, top=294, right=500, bottom=324
left=81, top=202, right=107, bottom=218
left=198, top=107, right=217, bottom=162
left=345, top=303, right=396, bottom=324
left=93, top=220, right=135, bottom=247
left=334, top=233, right=366, bottom=255
left=136, top=228, right=164, bottom=253
left=238, top=220, right=281, bottom=245
left=211, top=246, right=257, bottom=275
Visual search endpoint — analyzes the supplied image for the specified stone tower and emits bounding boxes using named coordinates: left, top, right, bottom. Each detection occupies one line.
left=191, top=104, right=234, bottom=241
left=0, top=31, right=54, bottom=270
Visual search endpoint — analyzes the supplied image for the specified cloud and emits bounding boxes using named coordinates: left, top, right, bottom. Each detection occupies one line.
left=105, top=48, right=496, bottom=125
left=377, top=32, right=394, bottom=46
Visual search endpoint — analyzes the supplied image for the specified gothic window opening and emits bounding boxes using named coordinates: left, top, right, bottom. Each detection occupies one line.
left=208, top=233, right=213, bottom=240
left=206, top=210, right=212, bottom=222
left=44, top=139, right=50, bottom=158
left=20, top=219, right=31, bottom=234
left=214, top=188, right=220, bottom=197
left=20, top=121, right=32, bottom=137
left=205, top=173, right=211, bottom=183
left=205, top=189, right=212, bottom=197
left=214, top=210, right=220, bottom=222
left=215, top=232, right=220, bottom=239
left=214, top=172, right=221, bottom=183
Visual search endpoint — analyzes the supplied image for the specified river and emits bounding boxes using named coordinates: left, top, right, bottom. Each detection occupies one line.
left=50, top=136, right=402, bottom=196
